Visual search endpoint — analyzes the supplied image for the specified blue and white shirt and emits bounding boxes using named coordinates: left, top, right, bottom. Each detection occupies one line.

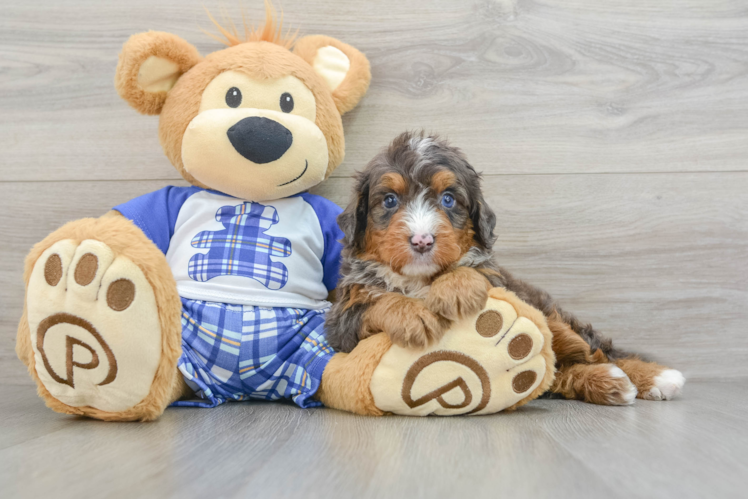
left=114, top=187, right=344, bottom=310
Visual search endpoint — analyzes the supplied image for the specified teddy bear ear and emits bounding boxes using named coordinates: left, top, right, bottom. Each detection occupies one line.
left=294, top=35, right=371, bottom=115
left=115, top=31, right=202, bottom=115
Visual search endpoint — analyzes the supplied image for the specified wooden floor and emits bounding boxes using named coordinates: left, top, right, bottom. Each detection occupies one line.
left=1, top=0, right=747, bottom=498
left=0, top=380, right=745, bottom=498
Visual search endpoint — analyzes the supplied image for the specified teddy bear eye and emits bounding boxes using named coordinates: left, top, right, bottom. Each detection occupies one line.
left=280, top=92, right=294, bottom=113
left=225, top=87, right=242, bottom=108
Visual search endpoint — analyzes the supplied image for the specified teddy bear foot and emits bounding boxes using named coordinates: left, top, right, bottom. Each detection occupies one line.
left=24, top=239, right=166, bottom=419
left=17, top=215, right=185, bottom=421
left=369, top=288, right=556, bottom=416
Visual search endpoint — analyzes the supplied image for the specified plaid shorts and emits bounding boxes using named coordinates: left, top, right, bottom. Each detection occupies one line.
left=172, top=298, right=334, bottom=409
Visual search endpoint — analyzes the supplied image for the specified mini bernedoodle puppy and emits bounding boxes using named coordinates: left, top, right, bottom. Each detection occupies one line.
left=326, top=131, right=685, bottom=405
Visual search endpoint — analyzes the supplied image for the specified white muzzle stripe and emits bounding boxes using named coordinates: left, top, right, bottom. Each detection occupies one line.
left=403, top=191, right=441, bottom=238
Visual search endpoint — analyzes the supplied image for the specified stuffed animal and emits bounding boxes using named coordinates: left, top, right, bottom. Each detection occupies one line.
left=16, top=6, right=555, bottom=421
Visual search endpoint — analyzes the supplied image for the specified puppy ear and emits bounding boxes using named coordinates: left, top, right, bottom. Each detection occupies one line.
left=338, top=173, right=371, bottom=254
left=470, top=190, right=497, bottom=250
left=293, top=35, right=371, bottom=115
left=115, top=31, right=201, bottom=115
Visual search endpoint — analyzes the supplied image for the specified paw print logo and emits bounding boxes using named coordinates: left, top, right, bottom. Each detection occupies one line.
left=370, top=292, right=553, bottom=416
left=188, top=202, right=292, bottom=289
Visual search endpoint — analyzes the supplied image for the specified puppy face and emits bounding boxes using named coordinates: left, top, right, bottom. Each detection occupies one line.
left=340, top=132, right=497, bottom=278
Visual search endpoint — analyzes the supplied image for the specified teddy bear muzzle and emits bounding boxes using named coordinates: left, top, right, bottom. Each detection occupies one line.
left=227, top=116, right=293, bottom=164
left=180, top=108, right=329, bottom=201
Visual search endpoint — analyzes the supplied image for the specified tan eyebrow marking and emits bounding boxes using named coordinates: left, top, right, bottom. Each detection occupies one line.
left=380, top=172, right=407, bottom=194
left=431, top=170, right=456, bottom=193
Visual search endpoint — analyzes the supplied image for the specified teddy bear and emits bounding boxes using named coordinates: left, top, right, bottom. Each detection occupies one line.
left=15, top=6, right=556, bottom=421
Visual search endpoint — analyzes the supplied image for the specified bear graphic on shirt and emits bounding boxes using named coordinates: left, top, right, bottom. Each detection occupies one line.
left=188, top=202, right=292, bottom=289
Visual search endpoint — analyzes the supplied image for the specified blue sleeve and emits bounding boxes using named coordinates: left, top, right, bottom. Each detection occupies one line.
left=300, top=193, right=344, bottom=291
left=113, top=186, right=201, bottom=254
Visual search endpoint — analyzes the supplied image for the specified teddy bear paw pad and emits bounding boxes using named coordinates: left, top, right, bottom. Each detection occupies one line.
left=26, top=239, right=162, bottom=413
left=369, top=295, right=548, bottom=416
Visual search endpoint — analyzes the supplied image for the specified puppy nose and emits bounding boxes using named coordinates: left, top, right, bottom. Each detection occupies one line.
left=227, top=116, right=293, bottom=164
left=410, top=233, right=434, bottom=253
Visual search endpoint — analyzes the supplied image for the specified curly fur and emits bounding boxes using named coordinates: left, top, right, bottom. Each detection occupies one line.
left=327, top=131, right=680, bottom=405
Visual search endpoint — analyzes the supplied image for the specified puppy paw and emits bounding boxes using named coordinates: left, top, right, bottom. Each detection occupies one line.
left=384, top=298, right=449, bottom=349
left=605, top=366, right=639, bottom=405
left=571, top=364, right=637, bottom=406
left=426, top=267, right=490, bottom=321
left=642, top=369, right=685, bottom=401
left=614, top=359, right=686, bottom=402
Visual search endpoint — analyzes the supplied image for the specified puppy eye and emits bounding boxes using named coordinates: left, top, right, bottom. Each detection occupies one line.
left=225, top=87, right=242, bottom=108
left=441, top=193, right=455, bottom=208
left=280, top=92, right=294, bottom=113
left=383, top=194, right=399, bottom=209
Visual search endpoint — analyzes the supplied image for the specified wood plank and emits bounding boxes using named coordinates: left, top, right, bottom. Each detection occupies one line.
left=1, top=172, right=746, bottom=384
left=538, top=380, right=748, bottom=498
left=2, top=0, right=748, bottom=182
left=0, top=380, right=745, bottom=497
left=483, top=172, right=748, bottom=380
left=234, top=404, right=610, bottom=499
left=0, top=385, right=611, bottom=497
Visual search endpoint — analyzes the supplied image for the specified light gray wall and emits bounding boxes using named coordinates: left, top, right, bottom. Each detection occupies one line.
left=2, top=0, right=746, bottom=383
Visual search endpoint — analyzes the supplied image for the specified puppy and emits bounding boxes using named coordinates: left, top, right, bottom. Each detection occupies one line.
left=325, top=131, right=686, bottom=405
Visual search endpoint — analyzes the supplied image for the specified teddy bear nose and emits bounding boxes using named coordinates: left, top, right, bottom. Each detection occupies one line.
left=227, top=116, right=293, bottom=164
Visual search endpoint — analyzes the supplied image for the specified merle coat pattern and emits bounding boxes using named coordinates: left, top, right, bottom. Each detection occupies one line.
left=325, top=131, right=685, bottom=405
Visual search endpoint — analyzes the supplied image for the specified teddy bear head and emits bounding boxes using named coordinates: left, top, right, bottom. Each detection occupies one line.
left=115, top=6, right=370, bottom=201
